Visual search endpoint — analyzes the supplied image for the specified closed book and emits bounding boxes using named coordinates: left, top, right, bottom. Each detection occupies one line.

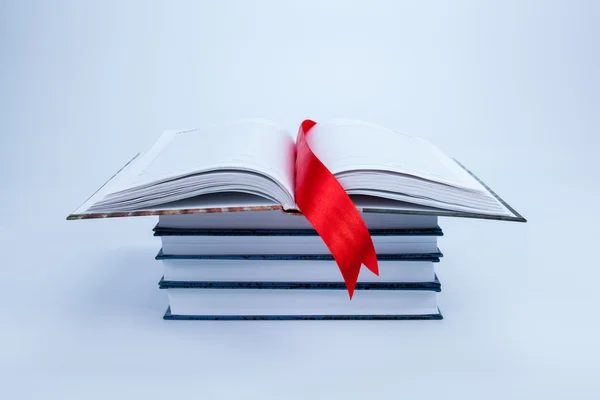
left=155, top=250, right=443, bottom=262
left=157, top=252, right=439, bottom=284
left=159, top=276, right=442, bottom=320
left=154, top=227, right=443, bottom=256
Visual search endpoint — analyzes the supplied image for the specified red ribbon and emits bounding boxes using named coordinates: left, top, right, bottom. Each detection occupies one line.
left=295, top=119, right=379, bottom=299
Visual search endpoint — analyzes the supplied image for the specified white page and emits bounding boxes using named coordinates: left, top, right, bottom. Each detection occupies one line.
left=109, top=119, right=296, bottom=198
left=306, top=119, right=483, bottom=191
left=167, top=289, right=438, bottom=316
left=162, top=259, right=435, bottom=283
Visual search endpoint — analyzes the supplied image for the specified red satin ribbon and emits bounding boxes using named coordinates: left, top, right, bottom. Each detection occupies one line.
left=295, top=119, right=379, bottom=299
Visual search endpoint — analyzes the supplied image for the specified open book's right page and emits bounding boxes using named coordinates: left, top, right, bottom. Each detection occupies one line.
left=307, top=119, right=478, bottom=190
left=305, top=119, right=519, bottom=219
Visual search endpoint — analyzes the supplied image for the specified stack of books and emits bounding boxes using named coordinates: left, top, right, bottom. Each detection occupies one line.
left=154, top=209, right=444, bottom=320
left=68, top=119, right=525, bottom=320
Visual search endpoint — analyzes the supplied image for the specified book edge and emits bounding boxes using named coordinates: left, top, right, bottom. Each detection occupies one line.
left=154, top=248, right=444, bottom=261
left=157, top=275, right=442, bottom=291
left=66, top=153, right=141, bottom=219
left=451, top=158, right=527, bottom=222
left=162, top=306, right=444, bottom=320
left=151, top=225, right=444, bottom=236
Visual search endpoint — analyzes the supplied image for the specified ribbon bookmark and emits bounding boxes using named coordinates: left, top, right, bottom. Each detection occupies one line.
left=295, top=119, right=379, bottom=299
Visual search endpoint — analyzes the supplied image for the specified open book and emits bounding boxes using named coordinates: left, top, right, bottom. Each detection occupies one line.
left=68, top=119, right=525, bottom=222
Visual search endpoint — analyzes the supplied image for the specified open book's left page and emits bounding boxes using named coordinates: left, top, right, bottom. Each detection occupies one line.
left=70, top=119, right=297, bottom=217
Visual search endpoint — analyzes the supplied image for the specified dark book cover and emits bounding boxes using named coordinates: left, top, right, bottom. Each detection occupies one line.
left=162, top=306, right=443, bottom=321
left=152, top=226, right=444, bottom=237
left=158, top=275, right=442, bottom=292
left=154, top=248, right=443, bottom=262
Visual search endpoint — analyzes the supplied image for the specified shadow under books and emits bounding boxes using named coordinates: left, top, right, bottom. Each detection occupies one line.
left=72, top=245, right=166, bottom=319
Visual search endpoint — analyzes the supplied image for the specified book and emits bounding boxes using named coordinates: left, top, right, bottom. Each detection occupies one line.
left=157, top=254, right=439, bottom=283
left=162, top=307, right=443, bottom=321
left=67, top=119, right=525, bottom=222
left=159, top=278, right=442, bottom=290
left=155, top=210, right=440, bottom=230
left=159, top=276, right=442, bottom=320
left=156, top=250, right=443, bottom=262
left=154, top=227, right=442, bottom=256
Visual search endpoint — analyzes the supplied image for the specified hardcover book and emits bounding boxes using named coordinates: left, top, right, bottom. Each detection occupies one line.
left=67, top=119, right=526, bottom=223
left=156, top=251, right=440, bottom=283
left=154, top=227, right=443, bottom=256
left=159, top=275, right=443, bottom=320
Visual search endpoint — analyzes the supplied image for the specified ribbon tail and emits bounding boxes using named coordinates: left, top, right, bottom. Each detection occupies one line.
left=363, top=240, right=379, bottom=276
left=340, top=261, right=361, bottom=300
left=341, top=236, right=379, bottom=299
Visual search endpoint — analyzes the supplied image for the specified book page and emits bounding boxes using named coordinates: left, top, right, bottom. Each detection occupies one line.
left=109, top=119, right=296, bottom=198
left=306, top=119, right=482, bottom=191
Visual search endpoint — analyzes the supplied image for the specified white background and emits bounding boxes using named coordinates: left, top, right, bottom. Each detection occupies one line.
left=2, top=1, right=599, bottom=398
